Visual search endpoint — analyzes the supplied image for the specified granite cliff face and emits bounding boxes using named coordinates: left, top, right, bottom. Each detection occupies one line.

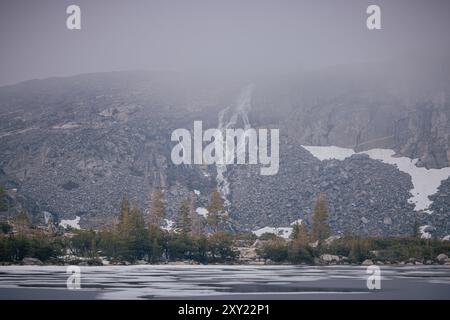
left=0, top=59, right=449, bottom=236
left=252, top=56, right=450, bottom=170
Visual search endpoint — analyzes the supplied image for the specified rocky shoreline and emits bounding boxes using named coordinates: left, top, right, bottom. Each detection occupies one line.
left=4, top=251, right=449, bottom=268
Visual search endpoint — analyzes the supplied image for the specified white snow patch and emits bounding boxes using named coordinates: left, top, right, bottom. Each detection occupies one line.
left=52, top=122, right=81, bottom=129
left=59, top=216, right=81, bottom=230
left=325, top=235, right=342, bottom=245
left=290, top=219, right=303, bottom=226
left=253, top=219, right=307, bottom=239
left=253, top=227, right=293, bottom=239
left=302, top=145, right=356, bottom=161
left=161, top=219, right=175, bottom=231
left=362, top=149, right=450, bottom=212
left=196, top=207, right=208, bottom=218
left=419, top=225, right=432, bottom=239
left=43, top=211, right=52, bottom=224
left=302, top=145, right=450, bottom=212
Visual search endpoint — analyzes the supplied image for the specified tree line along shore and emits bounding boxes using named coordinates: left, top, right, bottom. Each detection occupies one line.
left=0, top=187, right=449, bottom=266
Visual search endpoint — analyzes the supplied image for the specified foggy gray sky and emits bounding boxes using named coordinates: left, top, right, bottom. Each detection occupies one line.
left=1, top=0, right=450, bottom=86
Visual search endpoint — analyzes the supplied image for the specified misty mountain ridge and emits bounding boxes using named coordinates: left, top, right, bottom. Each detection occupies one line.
left=1, top=57, right=449, bottom=237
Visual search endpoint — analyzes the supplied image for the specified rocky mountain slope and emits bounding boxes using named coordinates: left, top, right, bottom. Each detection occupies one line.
left=0, top=58, right=449, bottom=236
left=0, top=72, right=223, bottom=227
left=252, top=55, right=450, bottom=170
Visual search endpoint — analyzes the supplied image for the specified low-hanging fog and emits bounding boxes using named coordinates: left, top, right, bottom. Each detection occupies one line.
left=1, top=0, right=450, bottom=86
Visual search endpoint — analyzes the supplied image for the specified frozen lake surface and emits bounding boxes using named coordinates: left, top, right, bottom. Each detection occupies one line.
left=0, top=265, right=449, bottom=300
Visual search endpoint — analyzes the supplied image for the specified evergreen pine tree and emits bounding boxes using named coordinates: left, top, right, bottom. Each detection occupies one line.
left=14, top=210, right=30, bottom=236
left=149, top=188, right=166, bottom=227
left=90, top=238, right=98, bottom=259
left=349, top=236, right=369, bottom=263
left=291, top=222, right=300, bottom=240
left=189, top=192, right=202, bottom=236
left=129, top=205, right=147, bottom=260
left=311, top=193, right=330, bottom=243
left=130, top=206, right=145, bottom=234
left=291, top=221, right=309, bottom=246
left=150, top=235, right=160, bottom=263
left=207, top=188, right=226, bottom=233
left=47, top=216, right=54, bottom=235
left=176, top=200, right=191, bottom=236
left=118, top=194, right=130, bottom=236
left=412, top=219, right=421, bottom=238
left=0, top=186, right=6, bottom=211
left=288, top=220, right=312, bottom=263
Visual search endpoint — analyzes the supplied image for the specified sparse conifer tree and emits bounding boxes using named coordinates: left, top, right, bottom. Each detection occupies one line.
left=189, top=192, right=202, bottom=236
left=206, top=188, right=226, bottom=233
left=0, top=186, right=7, bottom=211
left=118, top=194, right=131, bottom=236
left=311, top=193, right=330, bottom=243
left=149, top=188, right=166, bottom=227
left=175, top=200, right=191, bottom=236
left=412, top=219, right=420, bottom=238
left=292, top=221, right=309, bottom=246
left=14, top=210, right=30, bottom=236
